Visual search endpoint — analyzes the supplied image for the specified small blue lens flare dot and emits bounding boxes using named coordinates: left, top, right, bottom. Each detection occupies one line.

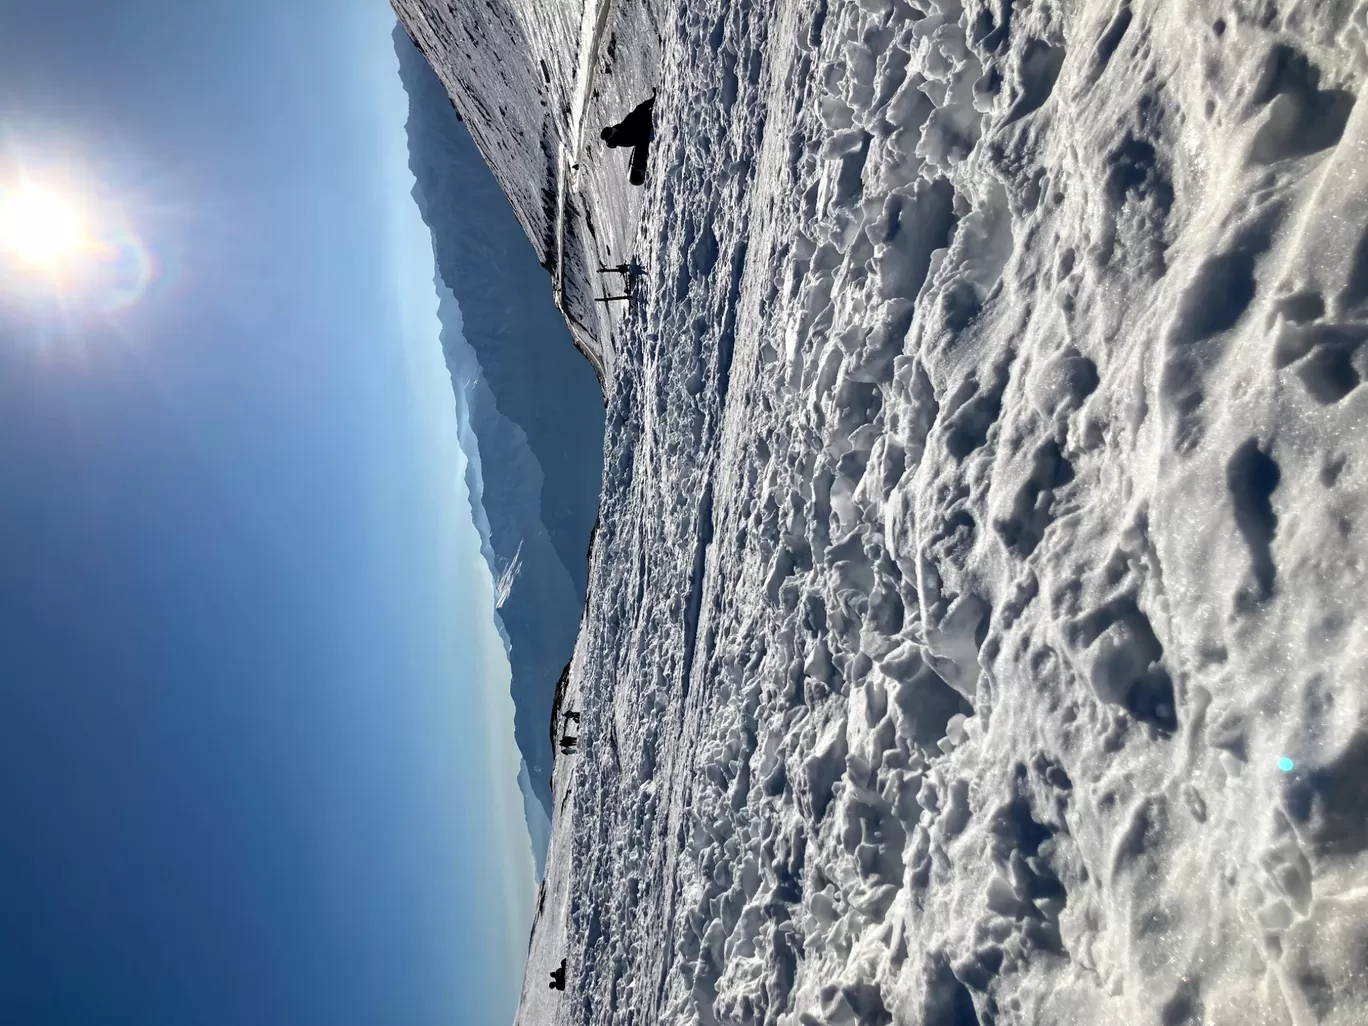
left=1278, top=757, right=1295, bottom=773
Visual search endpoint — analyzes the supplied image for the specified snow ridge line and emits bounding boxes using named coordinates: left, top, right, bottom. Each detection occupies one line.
left=552, top=0, right=614, bottom=374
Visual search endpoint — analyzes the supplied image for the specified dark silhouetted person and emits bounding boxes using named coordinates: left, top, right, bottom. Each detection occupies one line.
left=601, top=93, right=655, bottom=186
left=549, top=959, right=568, bottom=990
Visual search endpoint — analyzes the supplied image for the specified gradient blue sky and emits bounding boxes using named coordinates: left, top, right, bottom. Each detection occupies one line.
left=0, top=2, right=535, bottom=1024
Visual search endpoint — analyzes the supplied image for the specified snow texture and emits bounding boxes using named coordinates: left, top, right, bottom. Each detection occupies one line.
left=398, top=0, right=1368, bottom=1023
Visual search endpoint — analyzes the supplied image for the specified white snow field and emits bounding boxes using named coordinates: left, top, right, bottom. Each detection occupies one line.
left=397, top=0, right=1368, bottom=1023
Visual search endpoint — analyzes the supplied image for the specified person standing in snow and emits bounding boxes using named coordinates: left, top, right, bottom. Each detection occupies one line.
left=600, top=92, right=656, bottom=186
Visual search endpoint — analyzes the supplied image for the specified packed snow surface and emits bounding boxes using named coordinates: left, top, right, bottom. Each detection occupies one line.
left=399, top=0, right=1368, bottom=1022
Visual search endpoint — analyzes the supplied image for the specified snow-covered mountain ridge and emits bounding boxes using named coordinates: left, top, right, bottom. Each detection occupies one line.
left=392, top=0, right=616, bottom=378
left=394, top=29, right=604, bottom=867
left=399, top=0, right=1368, bottom=1023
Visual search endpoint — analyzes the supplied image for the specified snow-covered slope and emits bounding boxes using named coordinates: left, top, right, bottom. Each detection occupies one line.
left=395, top=29, right=604, bottom=858
left=392, top=0, right=617, bottom=377
left=402, top=0, right=1368, bottom=1023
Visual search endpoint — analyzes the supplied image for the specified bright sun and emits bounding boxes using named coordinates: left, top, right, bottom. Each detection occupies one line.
left=0, top=186, right=88, bottom=268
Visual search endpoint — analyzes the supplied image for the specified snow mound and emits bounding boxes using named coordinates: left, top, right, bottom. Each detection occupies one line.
left=402, top=0, right=1368, bottom=1022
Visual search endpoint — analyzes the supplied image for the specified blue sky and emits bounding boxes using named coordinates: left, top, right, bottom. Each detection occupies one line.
left=0, top=2, right=534, bottom=1024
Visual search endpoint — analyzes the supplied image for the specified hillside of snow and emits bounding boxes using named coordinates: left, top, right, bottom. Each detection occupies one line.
left=393, top=0, right=615, bottom=374
left=398, top=0, right=1368, bottom=1023
left=395, top=29, right=605, bottom=863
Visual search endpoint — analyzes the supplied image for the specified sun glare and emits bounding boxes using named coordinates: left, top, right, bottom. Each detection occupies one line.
left=0, top=171, right=156, bottom=312
left=0, top=186, right=88, bottom=268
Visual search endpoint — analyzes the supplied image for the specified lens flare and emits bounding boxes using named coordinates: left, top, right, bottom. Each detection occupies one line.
left=95, top=225, right=157, bottom=311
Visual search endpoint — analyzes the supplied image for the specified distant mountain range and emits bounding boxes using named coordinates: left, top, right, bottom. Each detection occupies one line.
left=395, top=27, right=604, bottom=875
